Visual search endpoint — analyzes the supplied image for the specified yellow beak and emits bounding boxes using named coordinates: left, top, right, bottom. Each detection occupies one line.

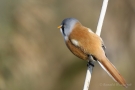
left=57, top=25, right=62, bottom=29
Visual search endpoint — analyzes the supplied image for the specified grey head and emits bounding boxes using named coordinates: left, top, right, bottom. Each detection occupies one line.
left=59, top=18, right=80, bottom=40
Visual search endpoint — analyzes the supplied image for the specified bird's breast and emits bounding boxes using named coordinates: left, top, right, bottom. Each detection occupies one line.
left=66, top=39, right=88, bottom=60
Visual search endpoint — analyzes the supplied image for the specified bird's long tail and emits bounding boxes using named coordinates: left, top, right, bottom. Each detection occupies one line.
left=98, top=57, right=127, bottom=88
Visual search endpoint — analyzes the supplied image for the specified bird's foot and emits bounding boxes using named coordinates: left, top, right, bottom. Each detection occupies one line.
left=87, top=61, right=94, bottom=67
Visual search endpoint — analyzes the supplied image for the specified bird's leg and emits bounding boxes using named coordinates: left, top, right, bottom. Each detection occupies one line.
left=87, top=55, right=96, bottom=67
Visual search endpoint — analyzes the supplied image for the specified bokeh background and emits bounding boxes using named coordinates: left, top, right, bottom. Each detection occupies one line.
left=0, top=0, right=135, bottom=90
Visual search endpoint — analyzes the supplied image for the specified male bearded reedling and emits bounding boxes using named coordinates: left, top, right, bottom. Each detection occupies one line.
left=58, top=18, right=127, bottom=88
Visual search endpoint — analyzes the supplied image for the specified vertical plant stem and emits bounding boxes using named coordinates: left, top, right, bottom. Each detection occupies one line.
left=83, top=0, right=109, bottom=90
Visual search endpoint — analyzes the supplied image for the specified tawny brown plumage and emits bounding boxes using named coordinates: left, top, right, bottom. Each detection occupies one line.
left=58, top=18, right=127, bottom=88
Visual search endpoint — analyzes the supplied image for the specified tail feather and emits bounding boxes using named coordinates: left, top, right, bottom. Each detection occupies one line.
left=98, top=57, right=127, bottom=88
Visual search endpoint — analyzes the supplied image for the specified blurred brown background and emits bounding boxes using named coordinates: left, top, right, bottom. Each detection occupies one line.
left=0, top=0, right=135, bottom=90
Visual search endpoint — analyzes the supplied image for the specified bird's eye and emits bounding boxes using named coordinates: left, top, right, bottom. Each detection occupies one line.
left=62, top=25, right=66, bottom=36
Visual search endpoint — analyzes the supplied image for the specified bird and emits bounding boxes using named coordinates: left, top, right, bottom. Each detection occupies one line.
left=58, top=18, right=127, bottom=88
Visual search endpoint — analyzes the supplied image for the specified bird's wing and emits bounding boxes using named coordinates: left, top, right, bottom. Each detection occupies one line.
left=68, top=27, right=127, bottom=87
left=100, top=37, right=106, bottom=51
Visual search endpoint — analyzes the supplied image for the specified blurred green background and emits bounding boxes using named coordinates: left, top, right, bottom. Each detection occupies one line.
left=0, top=0, right=135, bottom=90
